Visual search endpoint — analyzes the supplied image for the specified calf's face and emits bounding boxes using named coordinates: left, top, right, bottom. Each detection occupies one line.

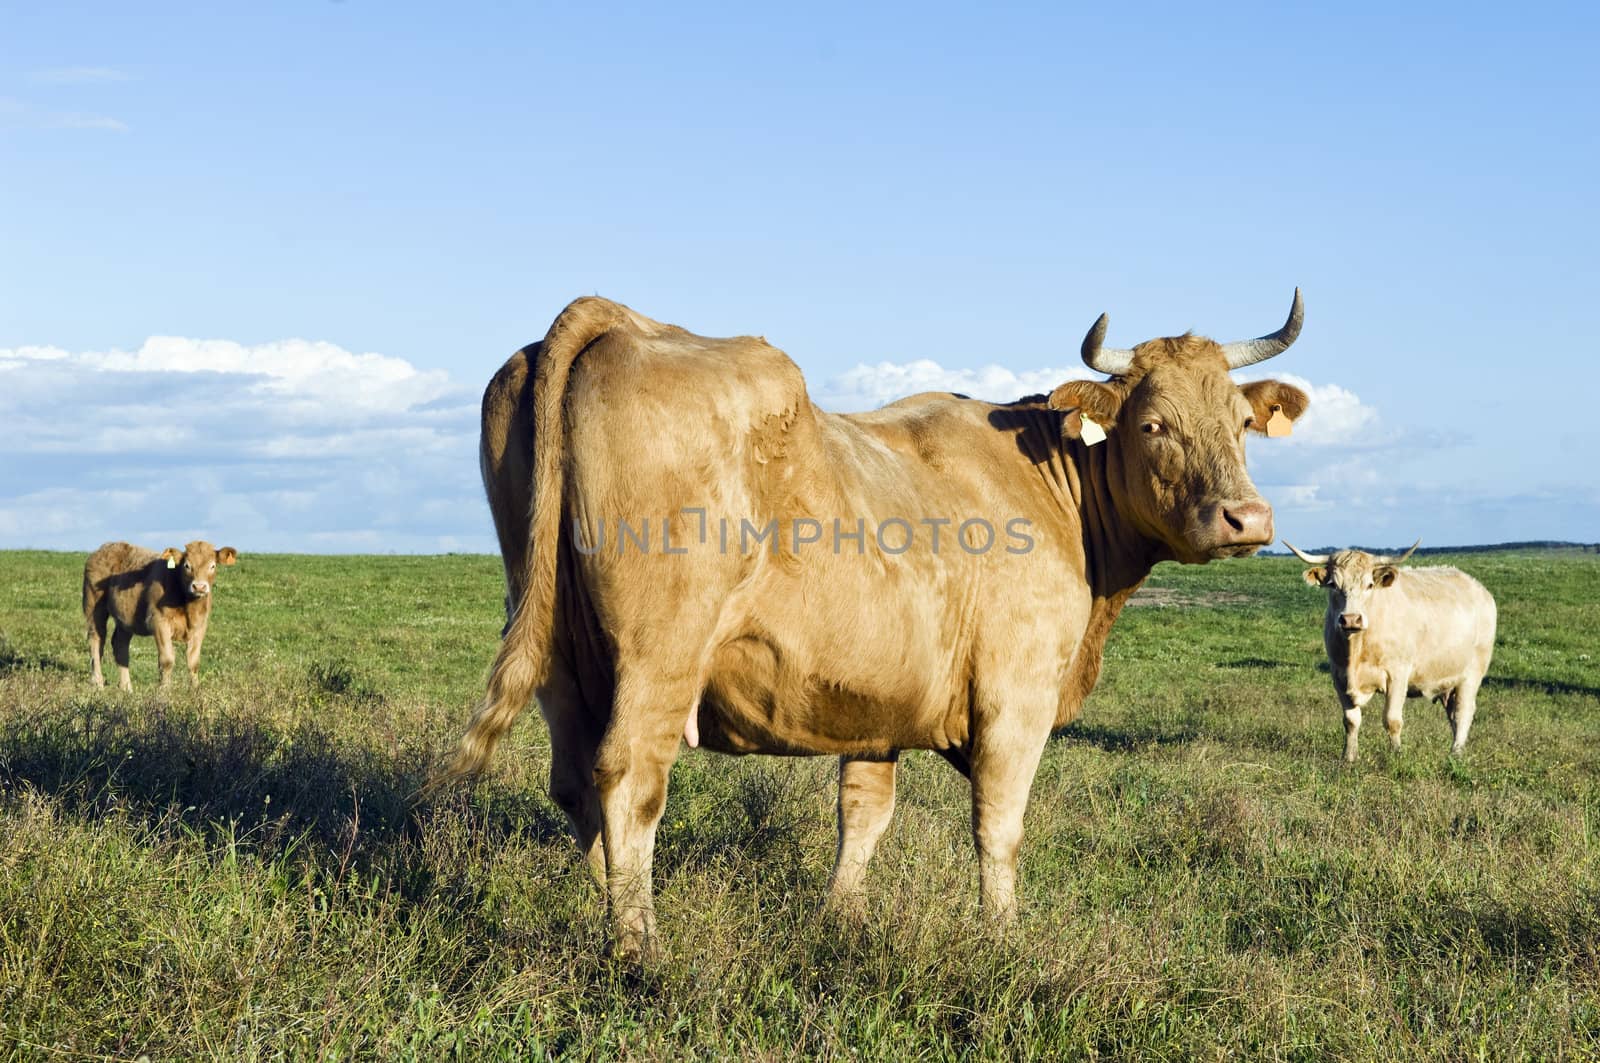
left=1303, top=550, right=1397, bottom=634
left=160, top=541, right=239, bottom=599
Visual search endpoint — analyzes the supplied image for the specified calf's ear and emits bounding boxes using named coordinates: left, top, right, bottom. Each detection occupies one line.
left=1302, top=566, right=1325, bottom=586
left=1048, top=380, right=1124, bottom=440
left=1374, top=565, right=1398, bottom=587
left=160, top=547, right=184, bottom=568
left=218, top=547, right=238, bottom=566
left=1240, top=380, right=1310, bottom=434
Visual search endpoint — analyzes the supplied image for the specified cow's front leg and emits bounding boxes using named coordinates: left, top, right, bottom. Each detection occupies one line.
left=968, top=720, right=1050, bottom=923
left=153, top=622, right=178, bottom=688
left=824, top=753, right=898, bottom=918
left=1337, top=687, right=1367, bottom=763
left=1382, top=669, right=1410, bottom=751
left=186, top=624, right=207, bottom=687
left=592, top=669, right=690, bottom=964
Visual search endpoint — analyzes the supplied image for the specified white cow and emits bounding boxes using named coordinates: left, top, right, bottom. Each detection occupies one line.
left=1286, top=540, right=1497, bottom=761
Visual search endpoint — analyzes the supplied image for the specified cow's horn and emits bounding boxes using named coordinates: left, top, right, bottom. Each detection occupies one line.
left=1384, top=538, right=1422, bottom=565
left=1283, top=541, right=1329, bottom=564
left=1081, top=313, right=1136, bottom=375
left=1221, top=288, right=1304, bottom=369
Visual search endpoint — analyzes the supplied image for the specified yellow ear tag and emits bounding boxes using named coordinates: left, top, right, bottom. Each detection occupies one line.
left=1265, top=404, right=1292, bottom=438
left=167, top=557, right=177, bottom=569
left=1079, top=413, right=1107, bottom=446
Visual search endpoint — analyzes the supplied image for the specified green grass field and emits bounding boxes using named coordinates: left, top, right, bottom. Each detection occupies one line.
left=1, top=548, right=1597, bottom=1059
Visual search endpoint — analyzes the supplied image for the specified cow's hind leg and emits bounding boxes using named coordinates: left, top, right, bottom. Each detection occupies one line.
left=1449, top=676, right=1483, bottom=756
left=592, top=666, right=694, bottom=963
left=540, top=665, right=607, bottom=888
left=824, top=754, right=898, bottom=918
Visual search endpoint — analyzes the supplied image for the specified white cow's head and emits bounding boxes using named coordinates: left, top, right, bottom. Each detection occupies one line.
left=1286, top=540, right=1420, bottom=633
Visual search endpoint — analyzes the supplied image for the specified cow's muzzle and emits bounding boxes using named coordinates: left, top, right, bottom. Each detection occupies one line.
left=1193, top=499, right=1274, bottom=557
left=1338, top=613, right=1365, bottom=633
left=190, top=582, right=211, bottom=597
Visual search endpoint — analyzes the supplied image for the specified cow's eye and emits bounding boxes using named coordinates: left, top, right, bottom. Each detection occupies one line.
left=1242, top=417, right=1255, bottom=431
left=1141, top=421, right=1164, bottom=435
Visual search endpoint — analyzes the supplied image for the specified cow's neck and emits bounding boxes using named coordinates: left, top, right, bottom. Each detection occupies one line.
left=1031, top=416, right=1165, bottom=726
left=1073, top=437, right=1165, bottom=600
left=1001, top=404, right=1162, bottom=598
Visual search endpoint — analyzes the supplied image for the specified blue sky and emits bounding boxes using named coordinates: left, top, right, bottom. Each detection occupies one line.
left=3, top=2, right=1597, bottom=553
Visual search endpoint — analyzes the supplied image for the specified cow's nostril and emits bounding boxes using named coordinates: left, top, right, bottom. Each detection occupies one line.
left=1223, top=509, right=1245, bottom=533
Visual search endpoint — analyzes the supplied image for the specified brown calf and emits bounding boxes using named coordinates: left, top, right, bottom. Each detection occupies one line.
left=82, top=540, right=239, bottom=690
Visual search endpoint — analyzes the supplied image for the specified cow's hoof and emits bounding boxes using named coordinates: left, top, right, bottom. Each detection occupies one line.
left=606, top=932, right=662, bottom=968
left=820, top=891, right=868, bottom=925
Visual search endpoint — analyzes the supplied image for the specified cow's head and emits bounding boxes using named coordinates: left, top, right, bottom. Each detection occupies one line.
left=160, top=541, right=239, bottom=599
left=1286, top=540, right=1420, bottom=633
left=1048, top=290, right=1310, bottom=563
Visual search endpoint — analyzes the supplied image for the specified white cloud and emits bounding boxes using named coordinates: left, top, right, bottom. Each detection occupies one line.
left=46, top=112, right=129, bottom=132
left=0, top=96, right=128, bottom=133
left=0, top=337, right=490, bottom=553
left=27, top=67, right=131, bottom=85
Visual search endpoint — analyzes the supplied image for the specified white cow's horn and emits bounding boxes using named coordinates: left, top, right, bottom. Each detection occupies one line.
left=1080, top=313, right=1136, bottom=376
left=1221, top=288, right=1305, bottom=369
left=1384, top=538, right=1422, bottom=565
left=1283, top=541, right=1329, bottom=564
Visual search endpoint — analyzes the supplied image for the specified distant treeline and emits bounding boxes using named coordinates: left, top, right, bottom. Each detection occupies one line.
left=1261, top=541, right=1600, bottom=557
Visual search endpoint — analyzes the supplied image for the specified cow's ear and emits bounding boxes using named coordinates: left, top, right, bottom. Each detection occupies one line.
left=1374, top=565, right=1398, bottom=587
left=218, top=547, right=238, bottom=566
left=1302, top=566, right=1325, bottom=586
left=160, top=547, right=184, bottom=568
left=1048, top=380, right=1123, bottom=440
left=1240, top=380, right=1310, bottom=435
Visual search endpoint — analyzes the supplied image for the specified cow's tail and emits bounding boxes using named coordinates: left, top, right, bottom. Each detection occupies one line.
left=429, top=298, right=628, bottom=791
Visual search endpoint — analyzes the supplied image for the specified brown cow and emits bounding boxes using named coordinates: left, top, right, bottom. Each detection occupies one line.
left=1286, top=541, right=1496, bottom=761
left=444, top=293, right=1310, bottom=960
left=83, top=540, right=239, bottom=690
